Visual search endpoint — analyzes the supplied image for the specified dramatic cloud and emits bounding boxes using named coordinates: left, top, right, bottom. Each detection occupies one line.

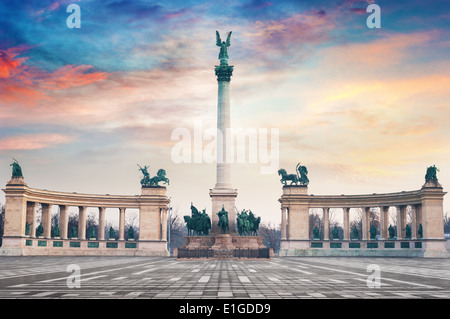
left=0, top=46, right=108, bottom=107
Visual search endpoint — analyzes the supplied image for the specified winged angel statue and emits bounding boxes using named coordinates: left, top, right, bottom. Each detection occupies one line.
left=216, top=30, right=232, bottom=65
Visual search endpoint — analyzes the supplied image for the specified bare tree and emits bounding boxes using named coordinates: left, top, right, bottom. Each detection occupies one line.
left=444, top=212, right=450, bottom=235
left=125, top=213, right=139, bottom=240
left=258, top=222, right=281, bottom=253
left=0, top=203, right=4, bottom=246
left=168, top=210, right=187, bottom=255
left=350, top=208, right=362, bottom=240
left=309, top=208, right=323, bottom=239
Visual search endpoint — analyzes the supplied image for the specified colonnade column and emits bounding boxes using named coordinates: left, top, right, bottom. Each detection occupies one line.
left=343, top=207, right=350, bottom=241
left=380, top=206, right=389, bottom=240
left=411, top=205, right=417, bottom=240
left=281, top=207, right=287, bottom=240
left=78, top=206, right=86, bottom=240
left=59, top=205, right=68, bottom=239
left=26, top=202, right=37, bottom=237
left=396, top=205, right=406, bottom=239
left=98, top=207, right=106, bottom=240
left=416, top=204, right=423, bottom=238
left=119, top=208, right=126, bottom=240
left=323, top=207, right=330, bottom=240
left=42, top=203, right=53, bottom=239
left=362, top=207, right=370, bottom=240
left=161, top=208, right=168, bottom=241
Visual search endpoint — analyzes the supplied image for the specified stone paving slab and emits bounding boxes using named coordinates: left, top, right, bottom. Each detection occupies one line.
left=0, top=256, right=449, bottom=299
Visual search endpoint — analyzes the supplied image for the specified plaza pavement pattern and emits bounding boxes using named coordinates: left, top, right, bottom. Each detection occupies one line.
left=0, top=256, right=449, bottom=299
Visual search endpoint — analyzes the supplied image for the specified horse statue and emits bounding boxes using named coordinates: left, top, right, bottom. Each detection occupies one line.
left=248, top=211, right=261, bottom=236
left=237, top=209, right=250, bottom=236
left=278, top=162, right=309, bottom=186
left=149, top=169, right=170, bottom=186
left=237, top=209, right=261, bottom=236
left=184, top=203, right=211, bottom=236
left=277, top=168, right=299, bottom=185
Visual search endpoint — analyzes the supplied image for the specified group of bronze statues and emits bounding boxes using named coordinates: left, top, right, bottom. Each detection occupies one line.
left=183, top=204, right=262, bottom=236
left=184, top=203, right=212, bottom=236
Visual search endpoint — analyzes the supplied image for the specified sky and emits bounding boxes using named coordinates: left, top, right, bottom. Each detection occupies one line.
left=1, top=0, right=450, bottom=226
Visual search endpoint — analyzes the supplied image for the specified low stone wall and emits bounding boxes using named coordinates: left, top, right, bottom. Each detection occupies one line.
left=0, top=237, right=169, bottom=256
left=279, top=239, right=449, bottom=258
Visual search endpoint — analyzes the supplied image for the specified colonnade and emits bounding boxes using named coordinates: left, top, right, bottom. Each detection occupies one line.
left=25, top=203, right=159, bottom=241
left=1, top=177, right=170, bottom=256
left=281, top=205, right=422, bottom=241
left=279, top=182, right=447, bottom=257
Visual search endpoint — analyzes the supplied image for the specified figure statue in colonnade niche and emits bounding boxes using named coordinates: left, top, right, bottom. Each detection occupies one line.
left=278, top=162, right=309, bottom=186
left=418, top=224, right=423, bottom=239
left=10, top=158, right=23, bottom=178
left=313, top=226, right=320, bottom=240
left=425, top=165, right=439, bottom=183
left=405, top=224, right=411, bottom=239
left=369, top=225, right=377, bottom=240
left=36, top=223, right=44, bottom=237
left=71, top=226, right=77, bottom=238
left=89, top=226, right=96, bottom=239
left=128, top=226, right=134, bottom=240
left=352, top=226, right=359, bottom=240
left=332, top=226, right=339, bottom=240
left=388, top=225, right=395, bottom=239
left=217, top=205, right=229, bottom=234
left=53, top=225, right=60, bottom=238
left=109, top=227, right=116, bottom=240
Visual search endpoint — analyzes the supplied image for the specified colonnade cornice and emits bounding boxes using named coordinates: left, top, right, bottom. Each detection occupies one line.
left=3, top=184, right=169, bottom=209
left=279, top=188, right=443, bottom=209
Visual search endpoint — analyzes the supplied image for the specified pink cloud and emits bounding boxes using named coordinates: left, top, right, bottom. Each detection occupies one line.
left=0, top=133, right=74, bottom=150
left=0, top=46, right=108, bottom=107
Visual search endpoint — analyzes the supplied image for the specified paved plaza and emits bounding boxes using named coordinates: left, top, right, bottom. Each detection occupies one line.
left=0, top=256, right=449, bottom=299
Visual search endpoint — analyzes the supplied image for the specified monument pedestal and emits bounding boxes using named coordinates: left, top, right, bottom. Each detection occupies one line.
left=178, top=234, right=269, bottom=259
left=210, top=188, right=238, bottom=235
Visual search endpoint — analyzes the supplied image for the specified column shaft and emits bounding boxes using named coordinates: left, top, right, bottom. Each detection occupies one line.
left=216, top=80, right=232, bottom=189
left=380, top=206, right=389, bottom=240
left=323, top=207, right=330, bottom=241
left=42, top=204, right=53, bottom=238
left=27, top=202, right=37, bottom=237
left=119, top=208, right=126, bottom=240
left=343, top=207, right=350, bottom=241
left=78, top=206, right=86, bottom=240
left=411, top=205, right=417, bottom=240
left=281, top=207, right=287, bottom=240
left=59, top=205, right=68, bottom=239
left=396, top=206, right=406, bottom=239
left=98, top=207, right=106, bottom=240
left=362, top=207, right=370, bottom=240
left=161, top=208, right=168, bottom=241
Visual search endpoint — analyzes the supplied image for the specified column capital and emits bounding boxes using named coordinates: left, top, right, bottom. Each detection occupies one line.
left=215, top=65, right=234, bottom=82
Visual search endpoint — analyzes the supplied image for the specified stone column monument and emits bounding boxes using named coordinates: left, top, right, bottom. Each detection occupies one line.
left=210, top=30, right=238, bottom=235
